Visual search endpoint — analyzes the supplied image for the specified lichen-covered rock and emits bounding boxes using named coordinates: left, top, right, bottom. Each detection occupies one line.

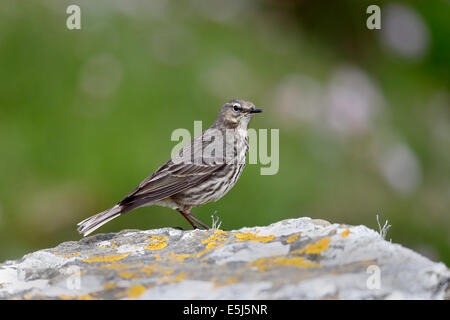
left=0, top=217, right=448, bottom=299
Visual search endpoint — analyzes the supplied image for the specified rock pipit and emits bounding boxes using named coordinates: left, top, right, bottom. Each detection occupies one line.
left=77, top=99, right=263, bottom=236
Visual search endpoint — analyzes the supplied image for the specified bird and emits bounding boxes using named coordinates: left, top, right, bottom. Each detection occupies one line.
left=77, top=99, right=263, bottom=236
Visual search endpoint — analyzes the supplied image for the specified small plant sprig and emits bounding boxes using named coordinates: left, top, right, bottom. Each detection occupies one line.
left=211, top=210, right=222, bottom=230
left=376, top=214, right=392, bottom=242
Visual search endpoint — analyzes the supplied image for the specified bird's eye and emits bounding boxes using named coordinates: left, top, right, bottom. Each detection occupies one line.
left=232, top=104, right=241, bottom=112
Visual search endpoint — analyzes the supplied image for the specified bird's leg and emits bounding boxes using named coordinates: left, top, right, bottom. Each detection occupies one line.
left=186, top=213, right=210, bottom=230
left=177, top=209, right=200, bottom=229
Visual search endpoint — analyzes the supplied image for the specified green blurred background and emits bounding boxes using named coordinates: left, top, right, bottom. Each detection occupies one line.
left=0, top=0, right=449, bottom=265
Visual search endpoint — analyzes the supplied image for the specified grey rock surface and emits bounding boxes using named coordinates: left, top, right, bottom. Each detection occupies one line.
left=0, top=217, right=448, bottom=299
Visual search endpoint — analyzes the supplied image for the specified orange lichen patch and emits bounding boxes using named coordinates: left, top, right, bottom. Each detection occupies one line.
left=97, top=240, right=120, bottom=249
left=195, top=247, right=212, bottom=258
left=201, top=236, right=213, bottom=244
left=165, top=252, right=191, bottom=263
left=163, top=269, right=174, bottom=277
left=63, top=252, right=81, bottom=258
left=234, top=231, right=274, bottom=243
left=145, top=242, right=167, bottom=250
left=341, top=229, right=351, bottom=237
left=157, top=268, right=176, bottom=282
left=286, top=233, right=302, bottom=244
left=77, top=294, right=101, bottom=300
left=118, top=271, right=140, bottom=280
left=214, top=230, right=228, bottom=236
left=206, top=241, right=220, bottom=250
left=224, top=277, right=239, bottom=285
left=140, top=264, right=165, bottom=276
left=106, top=240, right=119, bottom=249
left=23, top=293, right=49, bottom=300
left=163, top=272, right=187, bottom=283
left=144, top=235, right=168, bottom=251
left=213, top=277, right=239, bottom=288
left=195, top=232, right=228, bottom=257
left=140, top=265, right=156, bottom=276
left=126, top=284, right=147, bottom=299
left=201, top=234, right=227, bottom=244
left=103, top=282, right=118, bottom=290
left=82, top=253, right=130, bottom=263
left=152, top=235, right=168, bottom=241
left=249, top=256, right=322, bottom=271
left=291, top=237, right=331, bottom=255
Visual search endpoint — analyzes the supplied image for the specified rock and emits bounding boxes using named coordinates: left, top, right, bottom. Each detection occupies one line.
left=0, top=217, right=448, bottom=300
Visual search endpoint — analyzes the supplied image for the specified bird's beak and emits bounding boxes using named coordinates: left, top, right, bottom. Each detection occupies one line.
left=250, top=108, right=263, bottom=114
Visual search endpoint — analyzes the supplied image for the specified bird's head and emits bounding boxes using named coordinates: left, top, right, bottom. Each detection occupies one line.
left=213, top=99, right=263, bottom=129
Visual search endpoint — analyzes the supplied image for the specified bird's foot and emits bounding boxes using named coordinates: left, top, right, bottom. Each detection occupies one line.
left=187, top=213, right=210, bottom=230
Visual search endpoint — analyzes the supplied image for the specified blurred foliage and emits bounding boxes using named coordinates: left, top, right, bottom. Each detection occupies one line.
left=0, top=0, right=449, bottom=265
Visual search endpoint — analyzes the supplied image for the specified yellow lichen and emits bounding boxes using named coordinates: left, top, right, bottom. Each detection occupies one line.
left=201, top=234, right=227, bottom=244
left=206, top=241, right=219, bottom=250
left=145, top=242, right=167, bottom=250
left=286, top=233, right=302, bottom=244
left=126, top=285, right=146, bottom=299
left=249, top=256, right=322, bottom=271
left=213, top=277, right=239, bottom=288
left=63, top=252, right=81, bottom=258
left=234, top=231, right=274, bottom=243
left=82, top=253, right=129, bottom=263
left=163, top=272, right=187, bottom=283
left=341, top=229, right=351, bottom=237
left=103, top=283, right=118, bottom=290
left=140, top=264, right=164, bottom=276
left=156, top=268, right=179, bottom=282
left=144, top=235, right=168, bottom=250
left=77, top=294, right=101, bottom=300
left=201, top=235, right=216, bottom=244
left=118, top=271, right=140, bottom=279
left=195, top=232, right=228, bottom=257
left=214, top=230, right=228, bottom=236
left=291, top=237, right=331, bottom=255
left=165, top=252, right=191, bottom=262
left=195, top=249, right=209, bottom=258
left=163, top=269, right=174, bottom=277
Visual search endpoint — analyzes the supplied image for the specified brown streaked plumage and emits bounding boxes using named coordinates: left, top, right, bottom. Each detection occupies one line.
left=77, top=99, right=263, bottom=236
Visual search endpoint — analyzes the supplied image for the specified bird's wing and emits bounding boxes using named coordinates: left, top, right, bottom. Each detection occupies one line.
left=118, top=131, right=227, bottom=210
left=118, top=160, right=225, bottom=209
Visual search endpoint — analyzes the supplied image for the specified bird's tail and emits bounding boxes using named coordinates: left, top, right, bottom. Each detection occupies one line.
left=77, top=204, right=122, bottom=237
